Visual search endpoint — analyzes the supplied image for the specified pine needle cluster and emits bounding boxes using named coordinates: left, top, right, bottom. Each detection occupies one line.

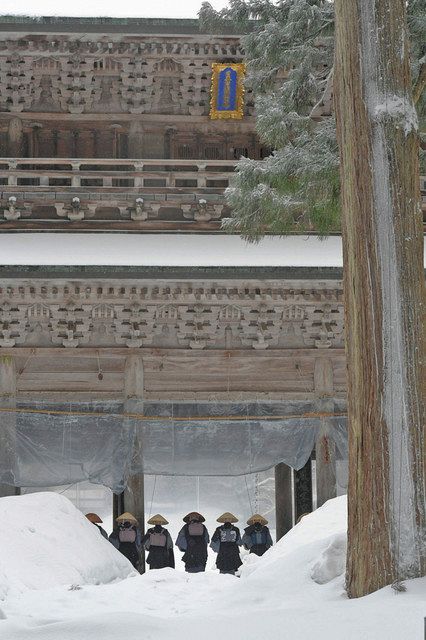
left=199, top=0, right=425, bottom=241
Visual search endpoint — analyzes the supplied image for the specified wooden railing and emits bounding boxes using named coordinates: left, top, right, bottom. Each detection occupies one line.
left=0, top=158, right=235, bottom=228
left=0, top=158, right=237, bottom=191
left=0, top=158, right=424, bottom=230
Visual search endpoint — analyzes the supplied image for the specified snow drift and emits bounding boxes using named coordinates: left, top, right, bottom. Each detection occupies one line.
left=0, top=492, right=135, bottom=600
left=1, top=494, right=425, bottom=640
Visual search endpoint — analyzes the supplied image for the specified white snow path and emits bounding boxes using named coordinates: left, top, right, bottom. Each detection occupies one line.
left=1, top=494, right=425, bottom=640
left=2, top=564, right=425, bottom=640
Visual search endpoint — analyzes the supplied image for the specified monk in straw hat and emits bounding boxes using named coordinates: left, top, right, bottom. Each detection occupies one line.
left=242, top=514, right=273, bottom=557
left=210, top=513, right=242, bottom=575
left=85, top=513, right=108, bottom=539
left=182, top=511, right=205, bottom=523
left=108, top=512, right=142, bottom=570
left=141, top=515, right=175, bottom=570
left=176, top=511, right=209, bottom=573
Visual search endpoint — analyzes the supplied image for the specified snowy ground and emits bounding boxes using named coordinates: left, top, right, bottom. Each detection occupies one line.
left=0, top=0, right=229, bottom=19
left=0, top=233, right=344, bottom=266
left=1, top=493, right=425, bottom=639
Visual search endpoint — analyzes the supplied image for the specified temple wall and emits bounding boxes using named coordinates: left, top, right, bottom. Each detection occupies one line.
left=0, top=25, right=266, bottom=160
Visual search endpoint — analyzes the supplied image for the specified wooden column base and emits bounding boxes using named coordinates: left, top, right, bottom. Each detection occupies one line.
left=124, top=474, right=145, bottom=573
left=0, top=484, right=20, bottom=498
left=294, top=458, right=313, bottom=522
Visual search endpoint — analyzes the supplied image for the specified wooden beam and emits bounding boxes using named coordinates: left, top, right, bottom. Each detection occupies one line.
left=0, top=356, right=19, bottom=497
left=316, top=401, right=337, bottom=508
left=294, top=458, right=313, bottom=521
left=123, top=355, right=145, bottom=573
left=113, top=492, right=124, bottom=522
left=275, top=462, right=293, bottom=540
left=314, top=359, right=337, bottom=508
left=6, top=348, right=347, bottom=395
left=0, top=347, right=347, bottom=358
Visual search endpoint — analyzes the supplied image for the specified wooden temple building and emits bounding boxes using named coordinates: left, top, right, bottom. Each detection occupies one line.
left=0, top=16, right=422, bottom=546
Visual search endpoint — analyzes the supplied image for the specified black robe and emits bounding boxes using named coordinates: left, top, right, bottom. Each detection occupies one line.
left=109, top=527, right=141, bottom=568
left=242, top=524, right=272, bottom=557
left=142, top=527, right=175, bottom=569
left=212, top=524, right=242, bottom=572
left=177, top=523, right=209, bottom=570
left=94, top=523, right=108, bottom=539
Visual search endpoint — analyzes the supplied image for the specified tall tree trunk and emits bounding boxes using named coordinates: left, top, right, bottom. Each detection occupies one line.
left=333, top=0, right=426, bottom=597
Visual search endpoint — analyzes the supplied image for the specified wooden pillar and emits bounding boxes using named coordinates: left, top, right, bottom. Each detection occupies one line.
left=314, top=358, right=337, bottom=508
left=316, top=401, right=337, bottom=508
left=294, top=458, right=313, bottom=521
left=0, top=356, right=19, bottom=497
left=123, top=355, right=145, bottom=573
left=275, top=462, right=293, bottom=540
left=113, top=492, right=124, bottom=521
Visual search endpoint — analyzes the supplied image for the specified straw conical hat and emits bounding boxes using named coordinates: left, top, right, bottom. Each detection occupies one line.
left=85, top=512, right=103, bottom=524
left=183, top=511, right=205, bottom=523
left=247, top=514, right=268, bottom=526
left=217, top=512, right=238, bottom=523
left=148, top=514, right=169, bottom=526
left=116, top=512, right=138, bottom=524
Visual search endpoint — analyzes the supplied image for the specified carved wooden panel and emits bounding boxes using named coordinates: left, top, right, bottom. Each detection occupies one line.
left=0, top=279, right=345, bottom=351
left=0, top=36, right=253, bottom=118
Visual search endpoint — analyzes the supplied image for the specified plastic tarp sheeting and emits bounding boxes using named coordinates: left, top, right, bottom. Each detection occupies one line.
left=0, top=411, right=348, bottom=493
left=327, top=417, right=349, bottom=460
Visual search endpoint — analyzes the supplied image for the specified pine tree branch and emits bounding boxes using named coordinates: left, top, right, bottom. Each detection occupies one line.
left=205, top=0, right=423, bottom=240
left=310, top=67, right=334, bottom=120
left=413, top=62, right=426, bottom=105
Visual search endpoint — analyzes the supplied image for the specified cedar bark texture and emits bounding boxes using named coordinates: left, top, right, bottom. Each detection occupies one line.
left=333, top=0, right=426, bottom=597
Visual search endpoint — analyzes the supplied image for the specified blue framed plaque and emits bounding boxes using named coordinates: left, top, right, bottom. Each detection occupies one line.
left=210, top=63, right=245, bottom=120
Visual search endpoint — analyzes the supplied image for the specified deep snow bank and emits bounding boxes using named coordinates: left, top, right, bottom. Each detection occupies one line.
left=240, top=494, right=347, bottom=583
left=0, top=492, right=135, bottom=599
left=242, top=496, right=347, bottom=577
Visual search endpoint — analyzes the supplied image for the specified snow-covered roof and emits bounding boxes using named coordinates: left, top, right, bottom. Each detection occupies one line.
left=0, top=234, right=345, bottom=267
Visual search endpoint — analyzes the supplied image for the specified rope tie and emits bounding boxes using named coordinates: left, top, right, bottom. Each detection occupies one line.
left=0, top=407, right=347, bottom=421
